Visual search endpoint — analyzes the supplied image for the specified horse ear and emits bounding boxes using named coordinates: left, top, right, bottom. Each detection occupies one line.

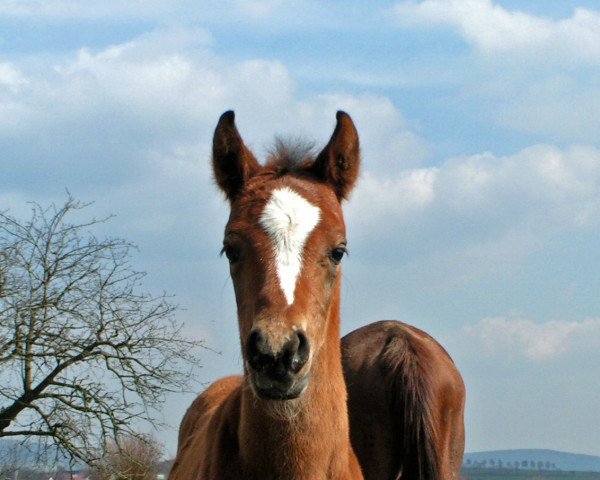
left=313, top=111, right=360, bottom=200
left=212, top=111, right=261, bottom=202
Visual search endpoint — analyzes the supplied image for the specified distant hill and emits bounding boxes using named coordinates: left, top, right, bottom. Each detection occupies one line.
left=464, top=449, right=600, bottom=472
left=0, top=439, right=79, bottom=469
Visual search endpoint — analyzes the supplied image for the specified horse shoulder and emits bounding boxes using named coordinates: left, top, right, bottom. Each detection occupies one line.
left=170, top=375, right=244, bottom=480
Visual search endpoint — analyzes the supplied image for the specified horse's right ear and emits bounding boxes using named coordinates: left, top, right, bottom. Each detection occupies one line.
left=212, top=111, right=261, bottom=202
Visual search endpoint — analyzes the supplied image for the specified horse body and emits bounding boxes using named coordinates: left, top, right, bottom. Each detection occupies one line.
left=169, top=111, right=465, bottom=479
left=342, top=321, right=465, bottom=480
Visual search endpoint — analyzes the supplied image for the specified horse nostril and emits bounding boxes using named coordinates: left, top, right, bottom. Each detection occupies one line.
left=246, top=329, right=271, bottom=371
left=289, top=330, right=310, bottom=374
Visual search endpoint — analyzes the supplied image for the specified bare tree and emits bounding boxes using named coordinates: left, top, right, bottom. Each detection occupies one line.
left=0, top=197, right=202, bottom=465
left=88, top=434, right=162, bottom=480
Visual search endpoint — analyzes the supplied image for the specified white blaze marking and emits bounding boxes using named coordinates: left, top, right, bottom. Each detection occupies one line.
left=259, top=187, right=320, bottom=305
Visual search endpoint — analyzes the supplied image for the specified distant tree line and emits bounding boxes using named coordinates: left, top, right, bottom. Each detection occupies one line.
left=464, top=458, right=558, bottom=470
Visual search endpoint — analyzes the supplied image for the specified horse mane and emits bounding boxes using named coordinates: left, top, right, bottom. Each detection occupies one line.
left=264, top=137, right=317, bottom=175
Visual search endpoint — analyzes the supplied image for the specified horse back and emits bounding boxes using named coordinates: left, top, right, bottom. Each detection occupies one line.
left=342, top=320, right=465, bottom=480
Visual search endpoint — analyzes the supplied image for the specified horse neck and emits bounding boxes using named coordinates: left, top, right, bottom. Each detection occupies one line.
left=238, top=294, right=351, bottom=478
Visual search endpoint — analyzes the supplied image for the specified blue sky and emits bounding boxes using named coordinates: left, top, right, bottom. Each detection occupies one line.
left=2, top=0, right=600, bottom=458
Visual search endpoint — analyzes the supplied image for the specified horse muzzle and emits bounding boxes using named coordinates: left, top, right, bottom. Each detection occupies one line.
left=245, top=327, right=311, bottom=400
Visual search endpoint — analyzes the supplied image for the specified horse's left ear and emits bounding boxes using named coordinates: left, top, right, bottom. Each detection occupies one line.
left=313, top=111, right=360, bottom=200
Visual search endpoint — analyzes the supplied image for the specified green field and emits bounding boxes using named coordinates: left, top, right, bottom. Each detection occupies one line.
left=462, top=468, right=600, bottom=480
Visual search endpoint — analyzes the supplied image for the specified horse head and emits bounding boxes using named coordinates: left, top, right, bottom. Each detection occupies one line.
left=213, top=110, right=360, bottom=402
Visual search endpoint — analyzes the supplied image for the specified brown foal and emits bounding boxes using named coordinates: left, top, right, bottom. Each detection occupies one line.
left=170, top=111, right=364, bottom=480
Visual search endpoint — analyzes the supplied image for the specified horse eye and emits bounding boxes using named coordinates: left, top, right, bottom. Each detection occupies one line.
left=221, top=245, right=240, bottom=264
left=329, top=247, right=346, bottom=265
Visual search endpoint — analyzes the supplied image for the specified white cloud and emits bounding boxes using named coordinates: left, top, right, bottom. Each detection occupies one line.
left=442, top=145, right=600, bottom=226
left=0, top=31, right=298, bottom=189
left=0, top=27, right=433, bottom=211
left=343, top=142, right=600, bottom=294
left=350, top=168, right=437, bottom=223
left=395, top=0, right=600, bottom=62
left=389, top=2, right=600, bottom=144
left=458, top=315, right=600, bottom=361
left=0, top=62, right=28, bottom=92
left=0, top=63, right=31, bottom=134
left=349, top=143, right=600, bottom=240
